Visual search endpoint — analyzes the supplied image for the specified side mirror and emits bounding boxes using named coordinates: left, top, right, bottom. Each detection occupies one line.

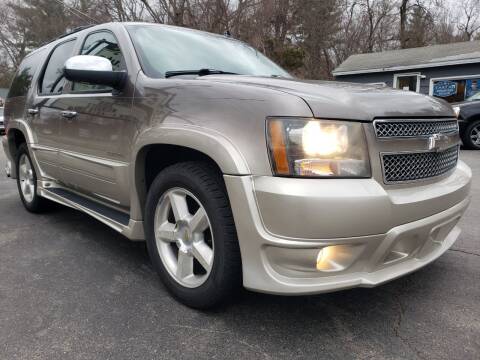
left=63, top=55, right=127, bottom=90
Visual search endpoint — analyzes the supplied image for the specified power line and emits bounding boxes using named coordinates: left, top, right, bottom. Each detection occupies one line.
left=52, top=0, right=100, bottom=25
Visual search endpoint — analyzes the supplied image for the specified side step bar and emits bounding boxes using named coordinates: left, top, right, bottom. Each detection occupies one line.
left=40, top=187, right=145, bottom=240
left=47, top=188, right=130, bottom=225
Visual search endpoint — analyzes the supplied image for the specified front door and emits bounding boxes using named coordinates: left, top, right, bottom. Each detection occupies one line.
left=30, top=39, right=77, bottom=180
left=57, top=30, right=135, bottom=208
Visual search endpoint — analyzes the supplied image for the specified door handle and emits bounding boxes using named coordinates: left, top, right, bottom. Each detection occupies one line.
left=28, top=108, right=39, bottom=115
left=61, top=111, right=77, bottom=119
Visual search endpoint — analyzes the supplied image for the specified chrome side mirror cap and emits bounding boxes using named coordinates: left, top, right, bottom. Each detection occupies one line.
left=65, top=55, right=113, bottom=72
left=63, top=55, right=127, bottom=90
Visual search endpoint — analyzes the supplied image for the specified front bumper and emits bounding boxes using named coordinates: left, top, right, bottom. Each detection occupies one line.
left=224, top=161, right=471, bottom=295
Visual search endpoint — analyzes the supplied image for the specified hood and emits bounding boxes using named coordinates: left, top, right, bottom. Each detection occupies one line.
left=201, top=76, right=455, bottom=121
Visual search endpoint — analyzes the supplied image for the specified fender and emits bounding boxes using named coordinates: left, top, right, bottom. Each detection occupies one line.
left=459, top=104, right=480, bottom=122
left=4, top=119, right=37, bottom=179
left=129, top=124, right=251, bottom=221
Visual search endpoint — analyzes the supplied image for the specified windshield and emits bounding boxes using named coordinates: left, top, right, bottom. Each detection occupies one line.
left=126, top=24, right=291, bottom=79
left=466, top=92, right=480, bottom=102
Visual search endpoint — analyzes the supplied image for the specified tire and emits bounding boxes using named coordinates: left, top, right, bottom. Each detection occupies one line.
left=461, top=120, right=480, bottom=150
left=145, top=161, right=242, bottom=309
left=16, top=143, right=50, bottom=212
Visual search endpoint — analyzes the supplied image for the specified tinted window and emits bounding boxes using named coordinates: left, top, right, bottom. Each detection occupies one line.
left=126, top=25, right=290, bottom=78
left=7, top=49, right=46, bottom=98
left=40, top=40, right=76, bottom=94
left=72, top=31, right=126, bottom=92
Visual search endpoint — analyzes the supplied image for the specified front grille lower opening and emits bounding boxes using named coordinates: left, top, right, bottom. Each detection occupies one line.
left=382, top=146, right=458, bottom=183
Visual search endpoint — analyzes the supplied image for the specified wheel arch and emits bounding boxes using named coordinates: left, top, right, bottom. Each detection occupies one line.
left=130, top=127, right=250, bottom=221
left=5, top=127, right=29, bottom=179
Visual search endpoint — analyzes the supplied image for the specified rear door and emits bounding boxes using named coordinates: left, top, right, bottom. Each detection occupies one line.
left=29, top=39, right=77, bottom=180
left=56, top=30, right=136, bottom=208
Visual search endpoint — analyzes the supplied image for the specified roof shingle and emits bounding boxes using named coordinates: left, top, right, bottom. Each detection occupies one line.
left=333, top=40, right=480, bottom=75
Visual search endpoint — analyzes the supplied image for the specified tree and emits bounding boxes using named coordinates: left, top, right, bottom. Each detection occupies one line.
left=363, top=0, right=396, bottom=52
left=404, top=3, right=434, bottom=47
left=295, top=0, right=341, bottom=79
left=9, top=0, right=71, bottom=48
left=457, top=0, right=480, bottom=41
left=0, top=0, right=477, bottom=84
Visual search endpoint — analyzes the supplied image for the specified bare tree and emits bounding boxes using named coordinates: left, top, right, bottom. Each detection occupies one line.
left=0, top=0, right=476, bottom=85
left=363, top=0, right=395, bottom=52
left=399, top=0, right=409, bottom=47
left=457, top=0, right=480, bottom=40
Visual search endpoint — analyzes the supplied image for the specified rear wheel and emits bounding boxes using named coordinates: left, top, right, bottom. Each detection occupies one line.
left=145, top=162, right=242, bottom=309
left=462, top=120, right=480, bottom=150
left=16, top=143, right=50, bottom=212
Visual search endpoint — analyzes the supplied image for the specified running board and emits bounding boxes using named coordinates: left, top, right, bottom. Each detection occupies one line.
left=47, top=188, right=130, bottom=225
left=40, top=187, right=145, bottom=240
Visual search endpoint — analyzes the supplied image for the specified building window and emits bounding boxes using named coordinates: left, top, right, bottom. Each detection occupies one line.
left=393, top=73, right=421, bottom=92
left=430, top=76, right=480, bottom=103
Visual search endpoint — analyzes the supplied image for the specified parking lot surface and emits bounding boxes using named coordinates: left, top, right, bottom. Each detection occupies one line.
left=0, top=148, right=479, bottom=360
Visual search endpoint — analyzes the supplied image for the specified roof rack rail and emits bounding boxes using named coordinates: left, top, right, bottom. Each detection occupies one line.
left=58, top=25, right=95, bottom=39
left=41, top=25, right=95, bottom=46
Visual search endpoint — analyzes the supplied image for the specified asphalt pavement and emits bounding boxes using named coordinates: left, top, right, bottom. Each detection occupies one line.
left=0, top=147, right=478, bottom=360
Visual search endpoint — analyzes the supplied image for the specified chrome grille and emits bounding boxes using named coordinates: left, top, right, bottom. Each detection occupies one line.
left=382, top=146, right=458, bottom=183
left=375, top=120, right=458, bottom=138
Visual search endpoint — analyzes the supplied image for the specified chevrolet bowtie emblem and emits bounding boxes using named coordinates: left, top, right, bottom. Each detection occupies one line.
left=428, top=133, right=450, bottom=152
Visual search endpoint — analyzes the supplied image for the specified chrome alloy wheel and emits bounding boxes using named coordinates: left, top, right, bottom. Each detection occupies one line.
left=154, top=187, right=214, bottom=288
left=18, top=153, right=35, bottom=203
left=471, top=124, right=480, bottom=146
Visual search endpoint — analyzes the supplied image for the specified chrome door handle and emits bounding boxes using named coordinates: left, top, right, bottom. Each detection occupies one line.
left=61, top=111, right=77, bottom=119
left=28, top=108, right=39, bottom=115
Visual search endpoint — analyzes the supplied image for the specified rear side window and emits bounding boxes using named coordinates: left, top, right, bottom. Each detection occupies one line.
left=7, top=49, right=46, bottom=98
left=72, top=31, right=126, bottom=92
left=40, top=40, right=76, bottom=94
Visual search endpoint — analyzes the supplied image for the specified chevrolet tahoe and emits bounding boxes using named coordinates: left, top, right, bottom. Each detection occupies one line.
left=2, top=23, right=472, bottom=308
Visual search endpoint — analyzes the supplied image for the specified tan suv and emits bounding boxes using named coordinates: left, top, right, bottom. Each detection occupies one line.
left=2, top=23, right=471, bottom=308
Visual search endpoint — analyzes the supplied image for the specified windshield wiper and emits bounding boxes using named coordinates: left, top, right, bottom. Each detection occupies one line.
left=165, top=69, right=239, bottom=78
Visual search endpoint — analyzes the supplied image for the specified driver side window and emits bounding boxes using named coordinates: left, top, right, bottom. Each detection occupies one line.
left=40, top=40, right=76, bottom=94
left=72, top=31, right=126, bottom=93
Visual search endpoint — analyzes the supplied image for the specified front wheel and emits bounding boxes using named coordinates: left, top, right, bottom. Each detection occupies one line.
left=462, top=120, right=480, bottom=150
left=145, top=162, right=242, bottom=309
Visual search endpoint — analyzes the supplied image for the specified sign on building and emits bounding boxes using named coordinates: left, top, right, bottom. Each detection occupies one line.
left=433, top=80, right=457, bottom=98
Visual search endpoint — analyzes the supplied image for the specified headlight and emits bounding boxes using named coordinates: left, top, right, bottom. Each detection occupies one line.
left=267, top=118, right=371, bottom=177
left=452, top=106, right=461, bottom=118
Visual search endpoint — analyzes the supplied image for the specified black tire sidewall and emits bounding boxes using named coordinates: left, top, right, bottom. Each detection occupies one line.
left=145, top=163, right=241, bottom=308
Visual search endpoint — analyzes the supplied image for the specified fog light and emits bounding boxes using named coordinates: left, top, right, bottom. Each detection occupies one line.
left=264, top=244, right=365, bottom=278
left=316, top=245, right=364, bottom=272
left=316, top=246, right=341, bottom=272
